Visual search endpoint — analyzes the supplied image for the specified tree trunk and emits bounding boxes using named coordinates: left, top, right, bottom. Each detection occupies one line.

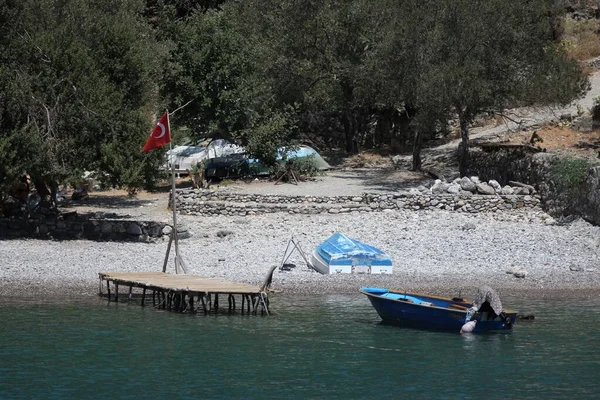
left=340, top=79, right=357, bottom=153
left=375, top=108, right=394, bottom=147
left=458, top=116, right=470, bottom=177
left=411, top=127, right=422, bottom=171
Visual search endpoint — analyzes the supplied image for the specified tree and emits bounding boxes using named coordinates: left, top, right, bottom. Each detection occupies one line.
left=238, top=0, right=381, bottom=154
left=429, top=0, right=588, bottom=176
left=0, top=0, right=166, bottom=203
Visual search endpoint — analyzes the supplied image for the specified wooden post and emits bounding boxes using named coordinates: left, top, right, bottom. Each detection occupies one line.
left=201, top=294, right=207, bottom=314
left=152, top=290, right=156, bottom=307
left=214, top=294, right=219, bottom=312
left=232, top=295, right=236, bottom=312
left=141, top=288, right=147, bottom=307
left=128, top=286, right=133, bottom=303
left=106, top=280, right=111, bottom=302
left=228, top=294, right=232, bottom=314
left=98, top=276, right=103, bottom=296
left=241, top=295, right=245, bottom=314
left=207, top=293, right=212, bottom=310
left=162, top=230, right=174, bottom=273
left=189, top=293, right=194, bottom=313
left=115, top=283, right=119, bottom=303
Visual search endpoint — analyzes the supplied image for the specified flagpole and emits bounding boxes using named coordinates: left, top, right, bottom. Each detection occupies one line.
left=167, top=110, right=180, bottom=274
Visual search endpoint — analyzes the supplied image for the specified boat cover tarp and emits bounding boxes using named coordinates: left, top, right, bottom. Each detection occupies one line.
left=316, top=232, right=392, bottom=266
left=472, top=285, right=503, bottom=315
left=166, top=146, right=206, bottom=171
left=279, top=146, right=331, bottom=170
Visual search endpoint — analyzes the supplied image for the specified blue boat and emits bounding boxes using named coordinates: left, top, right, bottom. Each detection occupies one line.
left=310, top=232, right=393, bottom=274
left=360, top=286, right=517, bottom=333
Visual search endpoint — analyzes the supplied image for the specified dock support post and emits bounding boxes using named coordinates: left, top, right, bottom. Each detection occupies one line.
left=152, top=290, right=156, bottom=307
left=188, top=293, right=194, bottom=313
left=141, top=288, right=146, bottom=306
left=214, top=294, right=219, bottom=312
left=115, top=283, right=119, bottom=303
left=128, top=286, right=133, bottom=303
left=200, top=294, right=207, bottom=314
left=98, top=276, right=103, bottom=296
left=106, top=280, right=111, bottom=302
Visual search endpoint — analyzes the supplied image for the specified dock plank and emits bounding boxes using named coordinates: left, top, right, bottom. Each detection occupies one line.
left=99, top=272, right=261, bottom=294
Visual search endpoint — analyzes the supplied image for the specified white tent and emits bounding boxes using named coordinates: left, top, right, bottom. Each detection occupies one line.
left=165, top=146, right=206, bottom=173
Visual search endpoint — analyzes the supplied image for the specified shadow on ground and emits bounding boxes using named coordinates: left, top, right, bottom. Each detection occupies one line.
left=327, top=169, right=432, bottom=192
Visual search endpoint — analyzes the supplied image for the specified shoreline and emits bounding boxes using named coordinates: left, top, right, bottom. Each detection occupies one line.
left=2, top=207, right=599, bottom=300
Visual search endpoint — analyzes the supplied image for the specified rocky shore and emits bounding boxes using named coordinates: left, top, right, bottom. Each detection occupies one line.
left=1, top=198, right=599, bottom=298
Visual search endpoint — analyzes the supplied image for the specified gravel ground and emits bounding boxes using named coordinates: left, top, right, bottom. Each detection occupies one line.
left=2, top=206, right=600, bottom=299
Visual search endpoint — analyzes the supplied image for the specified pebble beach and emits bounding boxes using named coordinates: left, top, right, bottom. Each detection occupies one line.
left=2, top=189, right=600, bottom=299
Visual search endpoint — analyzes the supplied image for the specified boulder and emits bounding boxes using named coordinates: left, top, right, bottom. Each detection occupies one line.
left=501, top=185, right=514, bottom=195
left=476, top=183, right=496, bottom=195
left=459, top=177, right=477, bottom=192
left=488, top=180, right=501, bottom=191
left=431, top=180, right=450, bottom=194
left=447, top=184, right=461, bottom=194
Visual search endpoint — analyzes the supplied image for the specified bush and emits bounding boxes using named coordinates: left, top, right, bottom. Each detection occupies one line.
left=551, top=156, right=598, bottom=192
left=270, top=156, right=321, bottom=181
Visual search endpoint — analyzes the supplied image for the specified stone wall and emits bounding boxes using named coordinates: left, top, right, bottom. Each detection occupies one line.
left=467, top=148, right=600, bottom=225
left=0, top=213, right=168, bottom=241
left=175, top=188, right=540, bottom=217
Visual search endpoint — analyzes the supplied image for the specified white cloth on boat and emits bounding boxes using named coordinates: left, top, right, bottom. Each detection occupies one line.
left=472, top=285, right=503, bottom=315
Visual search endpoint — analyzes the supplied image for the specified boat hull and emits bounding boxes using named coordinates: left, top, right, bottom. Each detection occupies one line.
left=361, top=288, right=516, bottom=333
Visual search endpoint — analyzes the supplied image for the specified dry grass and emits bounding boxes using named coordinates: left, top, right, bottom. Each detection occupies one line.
left=508, top=125, right=600, bottom=158
left=561, top=17, right=600, bottom=60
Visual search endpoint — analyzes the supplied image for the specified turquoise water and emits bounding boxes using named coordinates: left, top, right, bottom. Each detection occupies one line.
left=1, top=294, right=599, bottom=399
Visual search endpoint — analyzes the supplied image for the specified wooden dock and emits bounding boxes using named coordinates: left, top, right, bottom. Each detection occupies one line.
left=98, top=272, right=271, bottom=315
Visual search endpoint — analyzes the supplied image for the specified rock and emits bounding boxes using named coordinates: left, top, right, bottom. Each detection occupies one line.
left=508, top=181, right=535, bottom=194
left=216, top=230, right=234, bottom=238
left=328, top=208, right=340, bottom=214
left=127, top=223, right=142, bottom=236
left=513, top=187, right=530, bottom=195
left=488, top=180, right=501, bottom=191
left=447, top=184, right=461, bottom=194
left=501, top=186, right=514, bottom=195
left=462, top=223, right=476, bottom=231
left=470, top=176, right=481, bottom=184
left=569, top=265, right=584, bottom=272
left=513, top=269, right=528, bottom=278
left=162, top=225, right=173, bottom=236
left=476, top=183, right=496, bottom=195
left=431, top=180, right=450, bottom=194
left=459, top=177, right=476, bottom=192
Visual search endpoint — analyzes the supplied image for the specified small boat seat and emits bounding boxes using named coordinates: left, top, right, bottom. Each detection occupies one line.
left=449, top=304, right=468, bottom=310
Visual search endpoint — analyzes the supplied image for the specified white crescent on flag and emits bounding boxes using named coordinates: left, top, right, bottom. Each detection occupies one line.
left=153, top=122, right=166, bottom=139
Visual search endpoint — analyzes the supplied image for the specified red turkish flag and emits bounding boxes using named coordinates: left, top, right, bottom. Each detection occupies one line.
left=142, top=112, right=171, bottom=152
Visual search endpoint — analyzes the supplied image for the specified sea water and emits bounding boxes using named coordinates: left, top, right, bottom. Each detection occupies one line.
left=1, top=294, right=599, bottom=399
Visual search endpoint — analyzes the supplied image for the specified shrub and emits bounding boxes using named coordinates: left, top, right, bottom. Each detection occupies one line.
left=550, top=156, right=598, bottom=192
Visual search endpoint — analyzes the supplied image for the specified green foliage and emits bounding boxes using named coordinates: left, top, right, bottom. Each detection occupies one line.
left=237, top=106, right=299, bottom=166
left=551, top=156, right=598, bottom=192
left=271, top=156, right=321, bottom=179
left=0, top=0, right=167, bottom=199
